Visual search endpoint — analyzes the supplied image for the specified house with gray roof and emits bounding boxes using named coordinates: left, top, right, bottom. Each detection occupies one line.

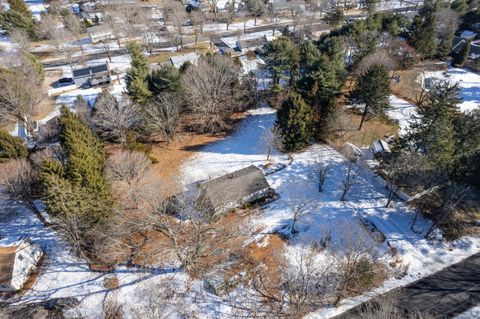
left=72, top=63, right=111, bottom=88
left=197, top=165, right=274, bottom=219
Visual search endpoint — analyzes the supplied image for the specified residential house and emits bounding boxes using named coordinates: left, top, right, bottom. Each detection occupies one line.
left=87, top=25, right=114, bottom=44
left=197, top=165, right=274, bottom=219
left=170, top=52, right=200, bottom=68
left=0, top=238, right=43, bottom=292
left=72, top=63, right=111, bottom=88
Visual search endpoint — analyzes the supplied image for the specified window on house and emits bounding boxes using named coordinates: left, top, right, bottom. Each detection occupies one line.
left=17, top=255, right=24, bottom=261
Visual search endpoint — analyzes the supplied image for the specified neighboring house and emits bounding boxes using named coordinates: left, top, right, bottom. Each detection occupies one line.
left=87, top=25, right=114, bottom=43
left=72, top=63, right=111, bottom=88
left=0, top=238, right=43, bottom=292
left=452, top=36, right=480, bottom=60
left=197, top=165, right=274, bottom=219
left=371, top=139, right=391, bottom=156
left=268, top=1, right=292, bottom=14
left=170, top=52, right=199, bottom=68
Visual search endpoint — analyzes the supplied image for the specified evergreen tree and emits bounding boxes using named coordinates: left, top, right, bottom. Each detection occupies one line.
left=8, top=0, right=31, bottom=17
left=0, top=10, right=36, bottom=39
left=261, top=36, right=300, bottom=89
left=325, top=8, right=345, bottom=28
left=57, top=106, right=109, bottom=196
left=126, top=42, right=152, bottom=104
left=275, top=92, right=313, bottom=152
left=299, top=40, right=321, bottom=75
left=408, top=82, right=461, bottom=171
left=451, top=0, right=469, bottom=15
left=409, top=5, right=437, bottom=59
left=317, top=97, right=339, bottom=141
left=362, top=0, right=380, bottom=15
left=452, top=40, right=470, bottom=67
left=351, top=64, right=391, bottom=130
left=23, top=52, right=45, bottom=81
left=147, top=64, right=182, bottom=96
left=40, top=106, right=112, bottom=224
left=0, top=129, right=27, bottom=161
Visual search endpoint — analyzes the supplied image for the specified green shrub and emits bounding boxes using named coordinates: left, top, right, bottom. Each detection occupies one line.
left=0, top=129, right=28, bottom=161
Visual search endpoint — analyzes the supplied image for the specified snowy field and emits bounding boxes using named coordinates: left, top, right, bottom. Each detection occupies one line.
left=426, top=67, right=480, bottom=113
left=386, top=67, right=480, bottom=137
left=2, top=104, right=480, bottom=317
left=181, top=107, right=480, bottom=318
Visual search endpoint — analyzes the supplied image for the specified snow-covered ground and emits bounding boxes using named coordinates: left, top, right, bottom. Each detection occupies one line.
left=180, top=107, right=480, bottom=318
left=25, top=0, right=48, bottom=21
left=387, top=95, right=417, bottom=136
left=386, top=67, right=480, bottom=137
left=425, top=67, right=480, bottom=113
left=2, top=104, right=480, bottom=318
left=455, top=305, right=480, bottom=319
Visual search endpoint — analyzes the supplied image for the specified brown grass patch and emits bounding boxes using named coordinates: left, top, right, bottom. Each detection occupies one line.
left=103, top=275, right=120, bottom=290
left=332, top=109, right=399, bottom=147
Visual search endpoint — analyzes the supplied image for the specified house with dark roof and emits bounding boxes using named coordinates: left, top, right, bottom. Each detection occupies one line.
left=197, top=165, right=274, bottom=219
left=72, top=63, right=111, bottom=88
left=0, top=238, right=43, bottom=292
left=452, top=36, right=480, bottom=60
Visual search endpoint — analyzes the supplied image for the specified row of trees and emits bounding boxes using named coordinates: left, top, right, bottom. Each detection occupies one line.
left=125, top=42, right=255, bottom=136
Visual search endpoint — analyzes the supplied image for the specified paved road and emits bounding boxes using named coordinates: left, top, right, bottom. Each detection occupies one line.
left=334, top=253, right=480, bottom=318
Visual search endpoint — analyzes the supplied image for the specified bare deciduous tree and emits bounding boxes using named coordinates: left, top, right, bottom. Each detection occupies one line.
left=340, top=161, right=358, bottom=201
left=425, top=183, right=472, bottom=238
left=108, top=150, right=152, bottom=208
left=63, top=13, right=85, bottom=56
left=92, top=94, right=140, bottom=144
left=261, top=127, right=284, bottom=162
left=10, top=28, right=31, bottom=52
left=0, top=70, right=41, bottom=137
left=144, top=92, right=182, bottom=140
left=0, top=159, right=49, bottom=225
left=288, top=186, right=313, bottom=236
left=181, top=55, right=247, bottom=133
left=317, top=161, right=331, bottom=192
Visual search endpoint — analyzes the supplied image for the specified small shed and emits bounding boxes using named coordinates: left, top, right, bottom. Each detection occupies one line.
left=0, top=238, right=43, bottom=292
left=72, top=63, right=111, bottom=88
left=170, top=52, right=199, bottom=69
left=198, top=165, right=273, bottom=218
left=371, top=139, right=391, bottom=155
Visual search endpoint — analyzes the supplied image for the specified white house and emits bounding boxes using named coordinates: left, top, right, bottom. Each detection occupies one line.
left=170, top=52, right=199, bottom=68
left=371, top=139, right=391, bottom=155
left=0, top=238, right=43, bottom=292
left=87, top=25, right=114, bottom=44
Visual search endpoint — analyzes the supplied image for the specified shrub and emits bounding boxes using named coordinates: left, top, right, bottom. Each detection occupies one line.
left=0, top=129, right=27, bottom=161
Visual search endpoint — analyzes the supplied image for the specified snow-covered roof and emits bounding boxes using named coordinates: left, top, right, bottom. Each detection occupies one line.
left=170, top=52, right=199, bottom=68
left=371, top=139, right=391, bottom=154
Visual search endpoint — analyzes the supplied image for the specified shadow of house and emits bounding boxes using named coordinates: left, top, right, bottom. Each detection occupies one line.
left=198, top=165, right=275, bottom=220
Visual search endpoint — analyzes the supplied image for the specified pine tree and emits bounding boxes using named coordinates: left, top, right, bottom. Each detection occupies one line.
left=275, top=92, right=313, bottom=152
left=408, top=81, right=461, bottom=170
left=57, top=106, right=109, bottom=196
left=126, top=42, right=152, bottom=104
left=0, top=9, right=36, bottom=39
left=409, top=5, right=437, bottom=59
left=23, top=52, right=45, bottom=81
left=451, top=0, right=469, bottom=15
left=452, top=40, right=470, bottom=67
left=261, top=36, right=300, bottom=89
left=351, top=64, right=391, bottom=130
left=40, top=106, right=112, bottom=223
left=0, top=129, right=27, bottom=161
left=317, top=97, right=339, bottom=141
left=8, top=0, right=31, bottom=17
left=147, top=64, right=182, bottom=96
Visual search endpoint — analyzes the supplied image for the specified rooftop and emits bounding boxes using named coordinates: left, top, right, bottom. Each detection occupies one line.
left=199, top=165, right=270, bottom=212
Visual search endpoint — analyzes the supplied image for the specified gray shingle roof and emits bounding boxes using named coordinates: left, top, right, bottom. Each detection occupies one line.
left=199, top=165, right=270, bottom=213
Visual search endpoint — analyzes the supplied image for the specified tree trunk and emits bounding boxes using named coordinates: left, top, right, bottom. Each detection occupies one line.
left=358, top=105, right=368, bottom=130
